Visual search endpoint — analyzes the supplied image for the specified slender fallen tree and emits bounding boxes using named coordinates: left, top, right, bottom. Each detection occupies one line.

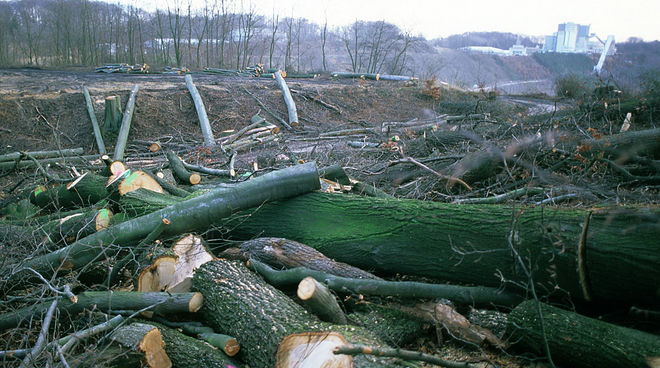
left=82, top=86, right=107, bottom=155
left=114, top=84, right=139, bottom=161
left=185, top=74, right=215, bottom=146
left=274, top=70, right=298, bottom=128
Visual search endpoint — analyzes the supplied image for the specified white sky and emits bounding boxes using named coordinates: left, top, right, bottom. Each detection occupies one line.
left=131, top=0, right=660, bottom=42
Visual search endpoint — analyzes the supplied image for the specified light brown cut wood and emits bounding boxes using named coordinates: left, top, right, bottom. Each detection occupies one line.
left=189, top=173, right=201, bottom=185
left=66, top=172, right=89, bottom=190
left=149, top=142, right=162, bottom=152
left=118, top=170, right=165, bottom=195
left=110, top=161, right=128, bottom=175
left=137, top=256, right=178, bottom=292
left=187, top=292, right=204, bottom=312
left=110, top=323, right=172, bottom=368
left=168, top=234, right=215, bottom=293
left=95, top=209, right=113, bottom=231
left=276, top=332, right=352, bottom=368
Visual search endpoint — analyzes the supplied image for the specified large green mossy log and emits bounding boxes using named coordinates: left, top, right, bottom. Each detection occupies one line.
left=507, top=300, right=660, bottom=368
left=192, top=259, right=404, bottom=368
left=226, top=192, right=660, bottom=305
left=4, top=163, right=320, bottom=291
left=0, top=292, right=203, bottom=330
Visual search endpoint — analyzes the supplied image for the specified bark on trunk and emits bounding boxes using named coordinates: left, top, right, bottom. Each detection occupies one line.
left=274, top=70, right=298, bottom=128
left=103, top=95, right=122, bottom=134
left=507, top=300, right=660, bottom=368
left=297, top=277, right=348, bottom=324
left=226, top=192, right=660, bottom=305
left=30, top=173, right=115, bottom=210
left=105, top=323, right=171, bottom=368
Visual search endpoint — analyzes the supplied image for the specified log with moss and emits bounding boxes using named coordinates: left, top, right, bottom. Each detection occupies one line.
left=193, top=259, right=407, bottom=368
left=226, top=192, right=660, bottom=305
left=3, top=163, right=320, bottom=291
left=507, top=300, right=660, bottom=368
left=0, top=291, right=203, bottom=330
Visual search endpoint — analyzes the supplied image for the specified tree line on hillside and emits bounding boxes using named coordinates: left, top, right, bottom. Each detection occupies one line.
left=0, top=0, right=435, bottom=75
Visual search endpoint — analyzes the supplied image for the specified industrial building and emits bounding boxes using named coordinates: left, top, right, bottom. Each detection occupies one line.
left=543, top=22, right=615, bottom=54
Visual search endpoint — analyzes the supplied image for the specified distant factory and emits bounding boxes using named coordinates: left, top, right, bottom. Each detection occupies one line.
left=542, top=22, right=615, bottom=54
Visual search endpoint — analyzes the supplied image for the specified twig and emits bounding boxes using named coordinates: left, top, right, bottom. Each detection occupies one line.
left=20, top=267, right=77, bottom=302
left=507, top=211, right=556, bottom=368
left=241, top=87, right=292, bottom=131
left=35, top=107, right=74, bottom=144
left=60, top=315, right=124, bottom=353
left=23, top=153, right=72, bottom=183
left=399, top=156, right=472, bottom=191
left=333, top=343, right=478, bottom=368
left=19, top=297, right=60, bottom=368
left=453, top=187, right=544, bottom=204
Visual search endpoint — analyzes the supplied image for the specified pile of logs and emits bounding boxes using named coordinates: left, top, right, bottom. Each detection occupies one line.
left=95, top=63, right=150, bottom=73
left=1, top=156, right=659, bottom=367
left=162, top=66, right=190, bottom=74
left=204, top=64, right=265, bottom=77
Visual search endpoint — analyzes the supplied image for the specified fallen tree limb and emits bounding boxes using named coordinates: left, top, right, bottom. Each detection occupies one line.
left=185, top=74, right=215, bottom=146
left=242, top=87, right=291, bottom=131
left=507, top=300, right=660, bottom=368
left=227, top=192, right=660, bottom=304
left=0, top=292, right=203, bottom=330
left=334, top=344, right=477, bottom=368
left=166, top=151, right=201, bottom=185
left=219, top=237, right=380, bottom=280
left=113, top=84, right=139, bottom=161
left=83, top=86, right=107, bottom=155
left=103, top=322, right=171, bottom=368
left=331, top=72, right=380, bottom=80
left=0, top=148, right=85, bottom=163
left=297, top=277, right=347, bottom=324
left=0, top=154, right=100, bottom=171
left=3, top=163, right=320, bottom=291
left=249, top=259, right=522, bottom=307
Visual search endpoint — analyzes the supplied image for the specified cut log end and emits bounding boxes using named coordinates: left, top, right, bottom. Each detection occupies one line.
left=276, top=332, right=352, bottom=368
left=149, top=142, right=162, bottom=153
left=140, top=327, right=172, bottom=368
left=296, top=276, right=318, bottom=301
left=137, top=256, right=177, bottom=292
left=66, top=172, right=89, bottom=190
left=119, top=170, right=165, bottom=195
left=95, top=209, right=114, bottom=231
left=189, top=173, right=201, bottom=185
left=110, top=161, right=128, bottom=175
left=188, top=292, right=204, bottom=313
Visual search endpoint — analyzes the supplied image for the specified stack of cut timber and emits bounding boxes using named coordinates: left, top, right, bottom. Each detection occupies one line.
left=217, top=114, right=281, bottom=152
left=95, top=63, right=150, bottom=73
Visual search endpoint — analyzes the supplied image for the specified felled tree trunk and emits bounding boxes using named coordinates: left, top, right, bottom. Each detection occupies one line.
left=119, top=188, right=184, bottom=217
left=226, top=192, right=660, bottom=305
left=185, top=74, right=215, bottom=146
left=193, top=259, right=405, bottom=368
left=114, top=84, right=139, bottom=161
left=274, top=70, right=298, bottom=128
left=83, top=86, right=107, bottom=155
left=507, top=300, right=660, bottom=368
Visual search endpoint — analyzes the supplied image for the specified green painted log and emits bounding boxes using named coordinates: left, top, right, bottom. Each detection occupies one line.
left=29, top=173, right=115, bottom=211
left=0, top=291, right=203, bottom=330
left=193, top=259, right=406, bottom=368
left=4, top=163, right=320, bottom=291
left=225, top=192, right=660, bottom=305
left=507, top=300, right=660, bottom=368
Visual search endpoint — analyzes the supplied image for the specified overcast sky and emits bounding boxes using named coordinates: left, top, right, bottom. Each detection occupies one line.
left=130, top=0, right=660, bottom=42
